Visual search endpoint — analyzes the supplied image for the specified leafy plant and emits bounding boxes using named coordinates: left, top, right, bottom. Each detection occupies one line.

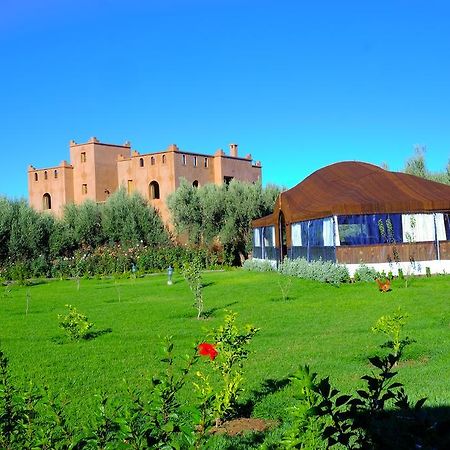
left=182, top=258, right=204, bottom=319
left=206, top=311, right=259, bottom=424
left=58, top=304, right=93, bottom=341
left=372, top=309, right=410, bottom=358
left=353, top=263, right=378, bottom=282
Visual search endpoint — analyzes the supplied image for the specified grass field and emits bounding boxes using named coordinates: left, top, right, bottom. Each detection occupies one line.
left=1, top=270, right=449, bottom=443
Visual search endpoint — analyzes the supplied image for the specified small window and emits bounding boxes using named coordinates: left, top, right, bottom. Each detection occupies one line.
left=42, top=193, right=51, bottom=210
left=82, top=184, right=88, bottom=195
left=162, top=154, right=166, bottom=164
left=139, top=158, right=144, bottom=167
left=44, top=171, right=48, bottom=180
left=54, top=170, right=58, bottom=179
left=149, top=180, right=160, bottom=199
left=128, top=180, right=134, bottom=193
left=182, top=154, right=187, bottom=165
left=193, top=156, right=197, bottom=167
left=151, top=156, right=155, bottom=165
left=81, top=152, right=86, bottom=163
left=192, top=180, right=199, bottom=188
left=34, top=173, right=38, bottom=181
left=204, top=157, right=209, bottom=168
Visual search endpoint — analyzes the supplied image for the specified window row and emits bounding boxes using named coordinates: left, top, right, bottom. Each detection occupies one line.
left=182, top=154, right=208, bottom=168
left=34, top=170, right=59, bottom=181
left=139, top=154, right=167, bottom=167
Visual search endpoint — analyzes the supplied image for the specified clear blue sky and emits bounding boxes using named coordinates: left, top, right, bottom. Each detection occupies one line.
left=1, top=0, right=449, bottom=199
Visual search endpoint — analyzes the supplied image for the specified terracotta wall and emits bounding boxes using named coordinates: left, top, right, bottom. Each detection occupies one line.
left=69, top=139, right=131, bottom=204
left=28, top=163, right=74, bottom=216
left=28, top=139, right=262, bottom=226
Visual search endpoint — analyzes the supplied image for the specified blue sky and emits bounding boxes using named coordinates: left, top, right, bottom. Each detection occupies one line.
left=1, top=0, right=449, bottom=199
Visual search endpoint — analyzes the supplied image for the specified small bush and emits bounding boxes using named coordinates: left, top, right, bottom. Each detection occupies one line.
left=353, top=263, right=378, bottom=282
left=279, top=257, right=350, bottom=284
left=58, top=305, right=93, bottom=341
left=242, top=258, right=275, bottom=272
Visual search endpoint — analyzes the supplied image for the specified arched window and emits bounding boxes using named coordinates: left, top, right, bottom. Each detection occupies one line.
left=139, top=158, right=144, bottom=167
left=151, top=156, right=155, bottom=165
left=54, top=170, right=58, bottom=179
left=149, top=181, right=160, bottom=199
left=34, top=173, right=38, bottom=181
left=42, top=193, right=52, bottom=210
left=192, top=180, right=199, bottom=188
left=162, top=154, right=166, bottom=164
left=44, top=171, right=48, bottom=180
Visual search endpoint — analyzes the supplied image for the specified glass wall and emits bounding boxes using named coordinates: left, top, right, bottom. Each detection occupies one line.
left=253, top=226, right=278, bottom=261
left=288, top=217, right=336, bottom=262
left=337, top=214, right=402, bottom=245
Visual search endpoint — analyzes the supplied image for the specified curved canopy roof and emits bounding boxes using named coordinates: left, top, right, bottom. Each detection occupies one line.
left=254, top=161, right=450, bottom=226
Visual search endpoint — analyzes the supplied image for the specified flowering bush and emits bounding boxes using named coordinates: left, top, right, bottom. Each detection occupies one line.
left=196, top=311, right=260, bottom=425
left=198, top=343, right=218, bottom=360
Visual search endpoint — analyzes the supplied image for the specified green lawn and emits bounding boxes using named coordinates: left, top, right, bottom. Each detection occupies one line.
left=1, top=271, right=449, bottom=428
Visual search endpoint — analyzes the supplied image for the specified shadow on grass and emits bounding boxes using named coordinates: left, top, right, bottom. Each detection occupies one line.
left=202, top=301, right=239, bottom=319
left=84, top=328, right=113, bottom=340
left=51, top=328, right=112, bottom=344
left=214, top=406, right=450, bottom=450
left=235, top=376, right=291, bottom=418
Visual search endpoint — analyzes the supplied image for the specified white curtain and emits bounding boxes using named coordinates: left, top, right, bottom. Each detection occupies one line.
left=254, top=228, right=261, bottom=247
left=402, top=214, right=436, bottom=242
left=333, top=215, right=340, bottom=246
left=323, top=217, right=334, bottom=247
left=291, top=223, right=302, bottom=246
left=434, top=213, right=446, bottom=241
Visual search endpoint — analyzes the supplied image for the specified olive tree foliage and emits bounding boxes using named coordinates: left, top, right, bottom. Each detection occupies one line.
left=101, top=187, right=169, bottom=246
left=50, top=201, right=104, bottom=256
left=167, top=179, right=281, bottom=263
left=404, top=146, right=450, bottom=185
left=0, top=196, right=55, bottom=265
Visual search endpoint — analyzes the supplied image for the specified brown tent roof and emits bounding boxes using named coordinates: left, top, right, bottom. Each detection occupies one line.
left=254, top=161, right=450, bottom=226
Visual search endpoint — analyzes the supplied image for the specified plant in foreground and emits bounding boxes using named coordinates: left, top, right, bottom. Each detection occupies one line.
left=195, top=311, right=259, bottom=427
left=372, top=309, right=410, bottom=358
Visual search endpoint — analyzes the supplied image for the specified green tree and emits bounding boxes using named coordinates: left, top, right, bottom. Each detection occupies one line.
left=403, top=145, right=450, bottom=185
left=168, top=180, right=281, bottom=264
left=101, top=188, right=169, bottom=246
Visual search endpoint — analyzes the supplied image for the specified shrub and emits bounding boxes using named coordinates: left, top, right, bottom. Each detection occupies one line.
left=353, top=263, right=378, bottom=282
left=242, top=258, right=275, bottom=272
left=279, top=257, right=350, bottom=285
left=58, top=305, right=93, bottom=341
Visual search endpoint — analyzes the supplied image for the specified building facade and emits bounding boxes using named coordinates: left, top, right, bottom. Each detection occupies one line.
left=28, top=137, right=262, bottom=224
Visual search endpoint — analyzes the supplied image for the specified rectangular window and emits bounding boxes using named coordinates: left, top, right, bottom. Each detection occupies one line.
left=81, top=152, right=86, bottom=163
left=204, top=157, right=209, bottom=168
left=182, top=154, right=187, bottom=165
left=193, top=156, right=197, bottom=167
left=82, top=184, right=87, bottom=195
left=337, top=214, right=402, bottom=245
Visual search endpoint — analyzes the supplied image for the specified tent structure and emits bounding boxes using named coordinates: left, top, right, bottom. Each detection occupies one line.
left=252, top=161, right=450, bottom=275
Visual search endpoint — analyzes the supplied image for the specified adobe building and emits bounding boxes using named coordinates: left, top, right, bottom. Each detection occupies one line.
left=28, top=137, right=262, bottom=224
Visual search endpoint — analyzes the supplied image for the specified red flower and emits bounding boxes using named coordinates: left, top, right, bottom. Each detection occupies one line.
left=198, top=343, right=218, bottom=361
